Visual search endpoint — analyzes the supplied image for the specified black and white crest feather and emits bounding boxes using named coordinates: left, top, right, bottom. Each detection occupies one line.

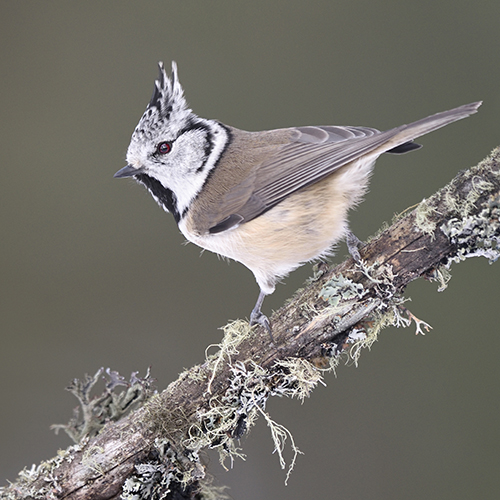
left=132, top=61, right=193, bottom=142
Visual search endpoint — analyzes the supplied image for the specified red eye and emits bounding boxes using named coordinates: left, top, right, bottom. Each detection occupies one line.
left=157, top=141, right=172, bottom=155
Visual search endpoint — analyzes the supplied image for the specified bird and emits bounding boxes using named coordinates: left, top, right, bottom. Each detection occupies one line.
left=115, top=61, right=481, bottom=338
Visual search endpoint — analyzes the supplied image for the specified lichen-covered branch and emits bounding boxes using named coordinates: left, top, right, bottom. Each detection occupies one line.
left=2, top=147, right=499, bottom=500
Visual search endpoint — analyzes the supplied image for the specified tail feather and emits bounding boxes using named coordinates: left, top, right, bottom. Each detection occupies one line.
left=387, top=141, right=422, bottom=154
left=383, top=101, right=482, bottom=152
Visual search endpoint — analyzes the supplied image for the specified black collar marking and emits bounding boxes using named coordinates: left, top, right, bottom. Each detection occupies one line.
left=135, top=173, right=182, bottom=224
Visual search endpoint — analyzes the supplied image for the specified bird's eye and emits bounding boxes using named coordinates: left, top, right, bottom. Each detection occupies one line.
left=157, top=141, right=172, bottom=155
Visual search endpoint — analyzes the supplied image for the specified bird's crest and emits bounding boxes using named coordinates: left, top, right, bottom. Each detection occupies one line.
left=131, top=61, right=193, bottom=142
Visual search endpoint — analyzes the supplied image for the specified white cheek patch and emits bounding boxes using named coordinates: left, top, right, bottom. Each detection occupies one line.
left=126, top=114, right=229, bottom=221
left=156, top=121, right=229, bottom=216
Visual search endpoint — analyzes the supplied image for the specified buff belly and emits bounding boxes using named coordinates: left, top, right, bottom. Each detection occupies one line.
left=181, top=157, right=375, bottom=294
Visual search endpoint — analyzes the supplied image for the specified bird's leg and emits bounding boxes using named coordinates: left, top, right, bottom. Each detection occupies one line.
left=345, top=230, right=363, bottom=262
left=249, top=290, right=274, bottom=342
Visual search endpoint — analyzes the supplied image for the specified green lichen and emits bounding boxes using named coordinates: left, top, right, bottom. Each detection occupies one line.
left=181, top=353, right=326, bottom=483
left=441, top=195, right=500, bottom=265
left=320, top=274, right=367, bottom=307
left=426, top=265, right=453, bottom=292
left=52, top=368, right=156, bottom=443
left=0, top=369, right=156, bottom=500
left=120, top=438, right=209, bottom=500
left=81, top=445, right=106, bottom=475
left=316, top=257, right=434, bottom=366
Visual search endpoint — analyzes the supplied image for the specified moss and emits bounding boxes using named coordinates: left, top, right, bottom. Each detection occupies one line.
left=414, top=197, right=439, bottom=236
left=139, top=332, right=328, bottom=487
left=81, top=445, right=106, bottom=475
left=205, top=320, right=253, bottom=392
left=274, top=358, right=326, bottom=401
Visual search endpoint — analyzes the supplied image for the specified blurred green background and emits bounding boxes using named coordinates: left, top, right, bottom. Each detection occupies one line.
left=1, top=1, right=499, bottom=499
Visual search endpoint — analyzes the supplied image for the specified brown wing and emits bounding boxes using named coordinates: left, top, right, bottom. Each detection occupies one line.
left=207, top=102, right=481, bottom=234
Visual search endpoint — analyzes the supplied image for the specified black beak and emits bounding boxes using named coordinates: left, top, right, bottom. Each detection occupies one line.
left=114, top=165, right=140, bottom=178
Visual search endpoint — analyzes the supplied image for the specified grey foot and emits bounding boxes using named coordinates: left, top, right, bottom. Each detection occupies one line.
left=250, top=290, right=274, bottom=342
left=346, top=230, right=363, bottom=262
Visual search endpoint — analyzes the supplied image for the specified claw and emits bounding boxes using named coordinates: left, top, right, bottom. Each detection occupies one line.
left=250, top=310, right=274, bottom=342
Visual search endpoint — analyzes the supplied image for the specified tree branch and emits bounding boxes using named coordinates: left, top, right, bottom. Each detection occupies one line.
left=2, top=147, right=500, bottom=500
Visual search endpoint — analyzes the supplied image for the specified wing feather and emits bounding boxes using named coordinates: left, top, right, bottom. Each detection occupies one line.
left=203, top=102, right=481, bottom=233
